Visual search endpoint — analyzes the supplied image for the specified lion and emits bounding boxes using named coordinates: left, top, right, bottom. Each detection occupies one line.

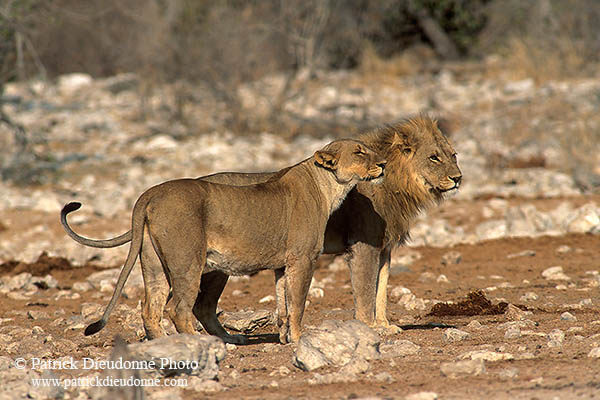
left=63, top=139, right=386, bottom=344
left=62, top=115, right=461, bottom=336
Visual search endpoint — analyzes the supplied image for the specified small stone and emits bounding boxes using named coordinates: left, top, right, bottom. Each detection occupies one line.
left=505, top=325, right=521, bottom=339
left=547, top=329, right=565, bottom=347
left=406, top=392, right=438, bottom=400
left=504, top=304, right=532, bottom=321
left=443, top=328, right=470, bottom=343
left=556, top=245, right=571, bottom=254
left=418, top=272, right=436, bottom=282
left=588, top=347, right=600, bottom=358
left=390, top=286, right=411, bottom=298
left=32, top=326, right=44, bottom=335
left=560, top=311, right=576, bottom=321
left=466, top=320, right=483, bottom=330
left=380, top=340, right=420, bottom=358
left=225, top=343, right=237, bottom=352
left=373, top=371, right=394, bottom=383
left=460, top=350, right=514, bottom=362
left=258, top=295, right=275, bottom=303
left=520, top=292, right=539, bottom=302
left=555, top=284, right=567, bottom=290
left=507, top=250, right=536, bottom=259
left=542, top=266, right=571, bottom=281
left=441, top=251, right=462, bottom=265
left=27, top=310, right=50, bottom=320
left=72, top=281, right=92, bottom=292
left=440, top=359, right=485, bottom=378
left=308, top=287, right=324, bottom=298
left=436, top=274, right=449, bottom=283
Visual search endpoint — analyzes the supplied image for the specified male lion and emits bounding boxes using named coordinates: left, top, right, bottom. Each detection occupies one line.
left=64, top=139, right=386, bottom=343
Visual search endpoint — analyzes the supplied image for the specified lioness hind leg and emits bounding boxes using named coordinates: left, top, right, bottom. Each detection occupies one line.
left=140, top=228, right=170, bottom=339
left=157, top=242, right=204, bottom=335
left=193, top=271, right=247, bottom=345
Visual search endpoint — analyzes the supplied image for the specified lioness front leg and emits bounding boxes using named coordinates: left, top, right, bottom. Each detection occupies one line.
left=193, top=270, right=247, bottom=344
left=284, top=257, right=315, bottom=343
left=274, top=268, right=288, bottom=340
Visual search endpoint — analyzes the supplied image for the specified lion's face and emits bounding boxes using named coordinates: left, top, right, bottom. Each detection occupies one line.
left=368, top=117, right=461, bottom=199
left=409, top=124, right=461, bottom=194
left=314, top=139, right=387, bottom=184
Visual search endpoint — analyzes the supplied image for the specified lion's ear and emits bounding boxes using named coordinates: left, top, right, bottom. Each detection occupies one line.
left=314, top=150, right=338, bottom=170
left=393, top=131, right=415, bottom=155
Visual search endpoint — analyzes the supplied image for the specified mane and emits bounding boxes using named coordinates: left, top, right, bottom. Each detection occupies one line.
left=356, top=116, right=444, bottom=244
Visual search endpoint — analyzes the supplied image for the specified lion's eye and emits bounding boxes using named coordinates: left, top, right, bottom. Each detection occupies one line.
left=429, top=155, right=441, bottom=163
left=452, top=153, right=457, bottom=160
left=354, top=149, right=366, bottom=156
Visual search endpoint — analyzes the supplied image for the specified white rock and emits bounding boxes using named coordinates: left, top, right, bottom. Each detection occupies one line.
left=542, top=266, right=571, bottom=281
left=258, top=295, right=275, bottom=303
left=560, top=311, right=576, bottom=321
left=588, top=347, right=600, bottom=358
left=460, top=350, right=514, bottom=362
left=390, top=286, right=411, bottom=298
left=406, top=392, right=438, bottom=400
left=440, top=359, right=485, bottom=378
left=58, top=73, right=93, bottom=94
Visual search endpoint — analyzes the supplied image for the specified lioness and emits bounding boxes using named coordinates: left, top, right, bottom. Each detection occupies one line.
left=65, top=139, right=386, bottom=343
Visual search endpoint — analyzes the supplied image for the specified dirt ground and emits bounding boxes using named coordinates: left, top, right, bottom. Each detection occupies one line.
left=1, top=195, right=600, bottom=399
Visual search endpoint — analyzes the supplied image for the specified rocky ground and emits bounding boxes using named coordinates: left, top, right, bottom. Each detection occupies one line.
left=0, top=66, right=599, bottom=399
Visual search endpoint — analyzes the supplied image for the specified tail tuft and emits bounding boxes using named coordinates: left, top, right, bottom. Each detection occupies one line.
left=62, top=202, right=82, bottom=215
left=84, top=319, right=106, bottom=336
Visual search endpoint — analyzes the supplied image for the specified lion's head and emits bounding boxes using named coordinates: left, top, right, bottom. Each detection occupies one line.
left=361, top=115, right=461, bottom=208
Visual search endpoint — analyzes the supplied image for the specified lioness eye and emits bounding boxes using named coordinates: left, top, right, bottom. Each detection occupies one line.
left=429, top=155, right=441, bottom=162
left=452, top=153, right=457, bottom=160
left=354, top=149, right=365, bottom=155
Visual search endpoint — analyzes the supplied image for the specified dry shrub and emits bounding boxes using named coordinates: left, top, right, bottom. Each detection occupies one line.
left=479, top=0, right=600, bottom=83
left=358, top=42, right=436, bottom=81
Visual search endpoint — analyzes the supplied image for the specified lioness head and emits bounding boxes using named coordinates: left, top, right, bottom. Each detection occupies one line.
left=314, top=139, right=387, bottom=184
left=364, top=116, right=462, bottom=202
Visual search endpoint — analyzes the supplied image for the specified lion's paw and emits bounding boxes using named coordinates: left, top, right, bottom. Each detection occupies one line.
left=375, top=322, right=402, bottom=335
left=223, top=334, right=248, bottom=345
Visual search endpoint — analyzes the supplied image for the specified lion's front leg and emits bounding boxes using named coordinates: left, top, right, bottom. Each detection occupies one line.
left=375, top=246, right=401, bottom=334
left=347, top=242, right=380, bottom=327
left=193, top=270, right=247, bottom=345
left=284, top=256, right=314, bottom=343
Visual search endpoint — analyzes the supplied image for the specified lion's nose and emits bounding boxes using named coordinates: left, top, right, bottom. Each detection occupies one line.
left=450, top=174, right=462, bottom=185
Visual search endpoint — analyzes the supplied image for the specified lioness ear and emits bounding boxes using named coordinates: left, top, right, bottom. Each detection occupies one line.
left=314, top=150, right=338, bottom=170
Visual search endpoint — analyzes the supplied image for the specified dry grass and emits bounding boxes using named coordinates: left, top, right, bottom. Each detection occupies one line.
left=358, top=42, right=435, bottom=82
left=500, top=37, right=587, bottom=84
